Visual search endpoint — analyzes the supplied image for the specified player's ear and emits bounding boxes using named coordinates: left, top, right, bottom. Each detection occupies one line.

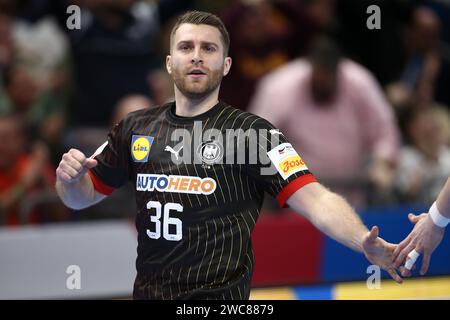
left=166, top=55, right=172, bottom=75
left=223, top=57, right=232, bottom=76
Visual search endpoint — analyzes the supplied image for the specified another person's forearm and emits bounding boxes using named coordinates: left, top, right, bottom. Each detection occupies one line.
left=394, top=177, right=449, bottom=274
left=56, top=174, right=98, bottom=210
left=435, top=177, right=450, bottom=219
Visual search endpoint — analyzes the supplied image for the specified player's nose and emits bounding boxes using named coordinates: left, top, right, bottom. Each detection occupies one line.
left=191, top=47, right=203, bottom=65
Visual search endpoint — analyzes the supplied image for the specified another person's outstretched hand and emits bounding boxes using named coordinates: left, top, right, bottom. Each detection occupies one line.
left=393, top=213, right=445, bottom=277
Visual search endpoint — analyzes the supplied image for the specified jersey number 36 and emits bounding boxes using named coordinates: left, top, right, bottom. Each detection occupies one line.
left=146, top=201, right=183, bottom=241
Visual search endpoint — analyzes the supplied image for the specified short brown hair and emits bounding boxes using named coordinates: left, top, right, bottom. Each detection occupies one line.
left=170, top=11, right=230, bottom=56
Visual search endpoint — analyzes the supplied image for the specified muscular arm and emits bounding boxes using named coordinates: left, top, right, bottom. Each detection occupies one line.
left=286, top=182, right=368, bottom=252
left=286, top=181, right=402, bottom=282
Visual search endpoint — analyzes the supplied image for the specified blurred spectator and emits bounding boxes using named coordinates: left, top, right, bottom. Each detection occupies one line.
left=1, top=0, right=193, bottom=126
left=0, top=14, right=13, bottom=108
left=249, top=37, right=400, bottom=209
left=1, top=63, right=68, bottom=167
left=111, top=93, right=152, bottom=126
left=396, top=105, right=450, bottom=204
left=219, top=0, right=317, bottom=110
left=334, top=0, right=410, bottom=85
left=146, top=68, right=174, bottom=107
left=0, top=113, right=67, bottom=226
left=0, top=14, right=12, bottom=70
left=62, top=0, right=156, bottom=126
left=386, top=6, right=450, bottom=111
left=12, top=14, right=69, bottom=93
left=0, top=6, right=70, bottom=167
left=427, top=0, right=450, bottom=44
left=305, top=0, right=337, bottom=34
left=51, top=0, right=192, bottom=126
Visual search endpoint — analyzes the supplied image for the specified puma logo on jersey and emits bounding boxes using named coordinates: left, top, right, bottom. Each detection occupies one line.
left=269, top=129, right=283, bottom=136
left=165, top=145, right=183, bottom=160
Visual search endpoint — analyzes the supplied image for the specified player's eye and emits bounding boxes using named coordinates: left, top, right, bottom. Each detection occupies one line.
left=203, top=45, right=216, bottom=53
left=178, top=44, right=192, bottom=51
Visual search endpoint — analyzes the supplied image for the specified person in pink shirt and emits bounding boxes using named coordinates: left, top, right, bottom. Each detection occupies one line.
left=249, top=37, right=400, bottom=209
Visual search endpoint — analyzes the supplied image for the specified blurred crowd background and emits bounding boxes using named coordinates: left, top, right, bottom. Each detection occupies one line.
left=1, top=0, right=450, bottom=227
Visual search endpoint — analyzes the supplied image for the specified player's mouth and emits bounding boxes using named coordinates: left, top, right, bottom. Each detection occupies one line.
left=187, top=69, right=207, bottom=79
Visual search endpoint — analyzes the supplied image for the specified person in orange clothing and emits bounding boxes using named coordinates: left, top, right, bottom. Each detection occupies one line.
left=0, top=114, right=61, bottom=225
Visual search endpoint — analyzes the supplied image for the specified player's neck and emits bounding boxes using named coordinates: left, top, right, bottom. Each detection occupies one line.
left=174, top=87, right=220, bottom=117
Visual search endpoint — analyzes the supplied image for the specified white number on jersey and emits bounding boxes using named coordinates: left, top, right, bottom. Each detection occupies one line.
left=146, top=201, right=183, bottom=241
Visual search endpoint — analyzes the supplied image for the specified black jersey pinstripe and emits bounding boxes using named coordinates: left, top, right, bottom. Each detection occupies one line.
left=89, top=100, right=316, bottom=300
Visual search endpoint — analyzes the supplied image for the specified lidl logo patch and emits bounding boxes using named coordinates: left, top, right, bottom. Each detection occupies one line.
left=131, top=135, right=154, bottom=162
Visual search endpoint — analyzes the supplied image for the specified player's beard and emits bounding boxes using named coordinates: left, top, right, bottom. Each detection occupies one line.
left=171, top=65, right=224, bottom=100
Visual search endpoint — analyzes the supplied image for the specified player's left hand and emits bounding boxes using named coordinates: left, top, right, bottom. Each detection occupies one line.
left=362, top=226, right=403, bottom=283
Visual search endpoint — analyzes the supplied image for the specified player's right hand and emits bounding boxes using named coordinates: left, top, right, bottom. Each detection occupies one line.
left=56, top=148, right=98, bottom=184
left=362, top=226, right=403, bottom=284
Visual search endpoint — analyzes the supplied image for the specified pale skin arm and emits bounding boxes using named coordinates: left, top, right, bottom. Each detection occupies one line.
left=286, top=182, right=403, bottom=283
left=394, top=177, right=450, bottom=276
left=436, top=177, right=450, bottom=218
left=55, top=148, right=106, bottom=210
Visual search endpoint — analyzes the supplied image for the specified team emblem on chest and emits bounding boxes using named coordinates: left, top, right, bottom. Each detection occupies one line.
left=197, top=140, right=223, bottom=168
